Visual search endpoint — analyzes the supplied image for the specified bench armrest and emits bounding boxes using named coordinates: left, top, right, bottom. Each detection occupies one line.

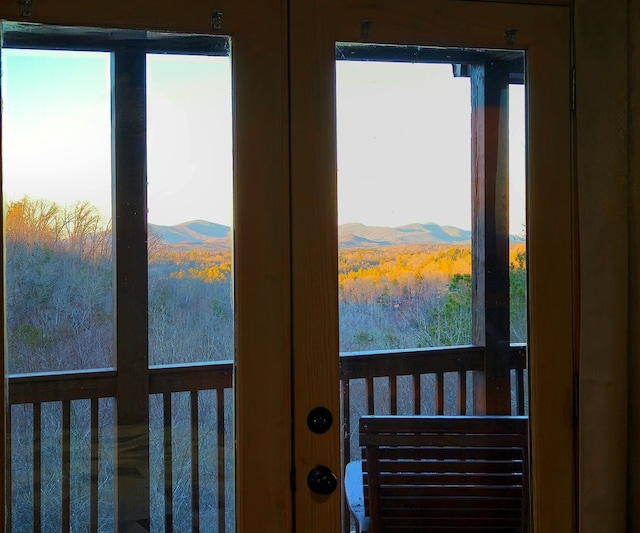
left=344, top=460, right=370, bottom=533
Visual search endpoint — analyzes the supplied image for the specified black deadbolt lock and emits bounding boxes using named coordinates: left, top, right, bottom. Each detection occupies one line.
left=307, top=465, right=338, bottom=495
left=307, top=406, right=333, bottom=434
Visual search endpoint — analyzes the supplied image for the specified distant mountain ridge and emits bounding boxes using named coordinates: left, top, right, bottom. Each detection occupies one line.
left=338, top=222, right=472, bottom=247
left=150, top=220, right=524, bottom=248
left=150, top=220, right=230, bottom=245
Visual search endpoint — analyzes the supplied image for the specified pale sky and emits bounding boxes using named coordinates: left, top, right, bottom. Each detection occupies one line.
left=2, top=48, right=526, bottom=233
left=337, top=61, right=526, bottom=233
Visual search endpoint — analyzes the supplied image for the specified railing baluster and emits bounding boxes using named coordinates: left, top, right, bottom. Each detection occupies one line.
left=164, top=393, right=173, bottom=533
left=90, top=398, right=99, bottom=532
left=342, top=379, right=351, bottom=462
left=217, top=388, right=226, bottom=533
left=389, top=376, right=397, bottom=415
left=191, top=391, right=200, bottom=533
left=341, top=379, right=351, bottom=532
left=458, top=370, right=467, bottom=415
left=7, top=406, right=12, bottom=532
left=5, top=349, right=528, bottom=533
left=517, top=368, right=525, bottom=416
left=436, top=372, right=444, bottom=415
left=62, top=400, right=71, bottom=531
left=33, top=402, right=42, bottom=533
left=366, top=378, right=374, bottom=414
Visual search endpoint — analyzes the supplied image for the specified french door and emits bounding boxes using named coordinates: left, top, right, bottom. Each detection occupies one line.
left=0, top=0, right=574, bottom=531
left=290, top=1, right=573, bottom=531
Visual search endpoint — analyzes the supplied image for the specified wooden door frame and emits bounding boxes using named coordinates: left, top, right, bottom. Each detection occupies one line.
left=290, top=0, right=574, bottom=531
left=0, top=0, right=291, bottom=530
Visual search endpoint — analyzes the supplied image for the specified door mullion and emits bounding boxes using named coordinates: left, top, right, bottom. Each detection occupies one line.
left=112, top=48, right=151, bottom=528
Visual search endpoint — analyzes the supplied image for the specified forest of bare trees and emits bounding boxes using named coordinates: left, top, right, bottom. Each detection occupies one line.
left=4, top=196, right=527, bottom=531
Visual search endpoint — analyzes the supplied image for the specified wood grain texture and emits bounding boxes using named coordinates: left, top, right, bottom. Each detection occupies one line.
left=112, top=49, right=151, bottom=527
left=575, top=0, right=629, bottom=531
left=357, top=415, right=529, bottom=533
left=0, top=1, right=293, bottom=531
left=290, top=0, right=342, bottom=529
left=231, top=1, right=293, bottom=531
left=628, top=0, right=640, bottom=530
left=471, top=61, right=512, bottom=415
left=455, top=0, right=570, bottom=4
left=524, top=8, right=574, bottom=532
left=291, top=1, right=573, bottom=531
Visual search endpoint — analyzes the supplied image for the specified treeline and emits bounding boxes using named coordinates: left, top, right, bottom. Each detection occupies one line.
left=6, top=195, right=526, bottom=374
left=337, top=243, right=526, bottom=351
left=5, top=196, right=526, bottom=531
left=5, top=196, right=234, bottom=373
left=6, top=197, right=113, bottom=373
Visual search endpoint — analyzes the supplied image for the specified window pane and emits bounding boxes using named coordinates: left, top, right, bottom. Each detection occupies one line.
left=336, top=45, right=529, bottom=532
left=3, top=49, right=113, bottom=374
left=510, top=84, right=527, bottom=344
left=146, top=47, right=235, bottom=533
left=147, top=53, right=234, bottom=367
left=337, top=58, right=472, bottom=352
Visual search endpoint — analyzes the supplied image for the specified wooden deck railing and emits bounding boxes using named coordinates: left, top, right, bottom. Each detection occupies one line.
left=8, top=362, right=234, bottom=532
left=6, top=344, right=526, bottom=532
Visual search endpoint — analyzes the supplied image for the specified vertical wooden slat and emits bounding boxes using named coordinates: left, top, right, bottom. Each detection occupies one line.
left=341, top=379, right=351, bottom=462
left=191, top=391, right=200, bottom=533
left=413, top=374, right=421, bottom=415
left=470, top=61, right=512, bottom=415
left=389, top=376, right=397, bottom=415
left=33, top=402, right=41, bottom=533
left=458, top=370, right=467, bottom=415
left=7, top=405, right=12, bottom=532
left=365, top=445, right=381, bottom=531
left=366, top=378, right=374, bottom=415
left=290, top=1, right=340, bottom=529
left=341, top=378, right=351, bottom=533
left=521, top=8, right=574, bottom=530
left=62, top=400, right=71, bottom=531
left=217, top=387, right=225, bottom=533
left=517, top=368, right=525, bottom=416
left=163, top=393, right=173, bottom=532
left=436, top=372, right=444, bottom=415
left=233, top=1, right=292, bottom=531
left=90, top=398, right=99, bottom=532
left=112, top=48, right=150, bottom=528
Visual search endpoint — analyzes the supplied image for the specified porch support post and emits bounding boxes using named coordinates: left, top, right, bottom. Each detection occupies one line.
left=470, top=61, right=512, bottom=415
left=112, top=49, right=151, bottom=528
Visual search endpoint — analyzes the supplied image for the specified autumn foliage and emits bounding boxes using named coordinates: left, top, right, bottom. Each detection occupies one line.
left=5, top=195, right=527, bottom=372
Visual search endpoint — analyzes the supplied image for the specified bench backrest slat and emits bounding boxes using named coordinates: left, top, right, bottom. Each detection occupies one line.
left=360, top=415, right=529, bottom=533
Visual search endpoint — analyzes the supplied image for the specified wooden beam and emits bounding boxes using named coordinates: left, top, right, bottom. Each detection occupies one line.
left=470, top=61, right=511, bottom=415
left=112, top=49, right=151, bottom=529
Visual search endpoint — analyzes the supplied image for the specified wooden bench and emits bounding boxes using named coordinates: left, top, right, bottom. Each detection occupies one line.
left=345, top=415, right=529, bottom=533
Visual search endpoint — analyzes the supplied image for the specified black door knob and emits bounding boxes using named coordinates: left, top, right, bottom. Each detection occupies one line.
left=307, top=465, right=338, bottom=495
left=307, top=406, right=333, bottom=434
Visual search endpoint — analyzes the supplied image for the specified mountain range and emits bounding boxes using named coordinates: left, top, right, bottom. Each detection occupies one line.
left=150, top=220, right=525, bottom=249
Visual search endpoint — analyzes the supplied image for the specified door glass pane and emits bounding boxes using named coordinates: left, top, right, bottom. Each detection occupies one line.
left=337, top=57, right=472, bottom=353
left=3, top=25, right=235, bottom=533
left=2, top=43, right=116, bottom=532
left=147, top=52, right=233, bottom=366
left=336, top=43, right=529, bottom=533
left=510, top=84, right=527, bottom=344
left=146, top=49, right=235, bottom=531
left=3, top=48, right=113, bottom=374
